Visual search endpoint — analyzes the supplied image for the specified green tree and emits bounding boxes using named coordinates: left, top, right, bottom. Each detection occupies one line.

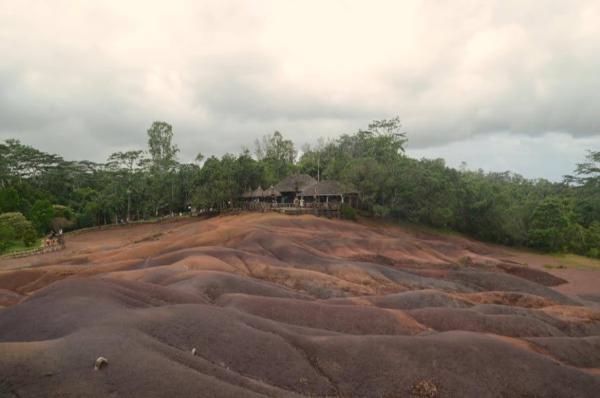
left=29, top=200, right=54, bottom=234
left=51, top=204, right=75, bottom=232
left=585, top=221, right=600, bottom=258
left=255, top=131, right=297, bottom=182
left=527, top=197, right=572, bottom=251
left=175, top=163, right=201, bottom=213
left=0, top=187, right=20, bottom=212
left=0, top=139, right=63, bottom=185
left=235, top=150, right=266, bottom=192
left=146, top=121, right=180, bottom=215
left=573, top=150, right=600, bottom=183
left=147, top=122, right=179, bottom=169
left=193, top=155, right=237, bottom=210
left=566, top=150, right=600, bottom=228
left=107, top=150, right=145, bottom=221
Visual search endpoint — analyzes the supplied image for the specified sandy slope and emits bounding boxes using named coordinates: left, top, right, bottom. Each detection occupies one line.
left=1, top=213, right=599, bottom=397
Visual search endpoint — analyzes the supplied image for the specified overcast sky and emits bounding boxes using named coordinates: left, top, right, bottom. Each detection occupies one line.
left=1, top=1, right=599, bottom=180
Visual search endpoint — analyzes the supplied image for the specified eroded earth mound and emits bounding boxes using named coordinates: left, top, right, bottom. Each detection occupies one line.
left=1, top=213, right=599, bottom=397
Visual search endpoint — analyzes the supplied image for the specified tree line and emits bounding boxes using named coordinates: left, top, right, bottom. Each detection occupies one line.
left=1, top=119, right=599, bottom=257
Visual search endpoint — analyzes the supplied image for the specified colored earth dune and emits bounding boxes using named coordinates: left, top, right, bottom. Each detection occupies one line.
left=1, top=213, right=599, bottom=397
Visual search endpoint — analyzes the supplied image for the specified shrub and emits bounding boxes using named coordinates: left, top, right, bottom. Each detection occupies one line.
left=22, top=227, right=38, bottom=246
left=0, top=212, right=33, bottom=237
left=566, top=223, right=587, bottom=254
left=372, top=204, right=390, bottom=218
left=527, top=228, right=559, bottom=252
left=340, top=204, right=357, bottom=221
left=0, top=224, right=16, bottom=252
left=585, top=222, right=600, bottom=257
left=0, top=212, right=37, bottom=248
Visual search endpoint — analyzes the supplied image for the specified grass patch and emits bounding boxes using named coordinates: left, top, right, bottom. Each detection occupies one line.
left=0, top=239, right=43, bottom=256
left=543, top=264, right=566, bottom=270
left=547, top=254, right=600, bottom=270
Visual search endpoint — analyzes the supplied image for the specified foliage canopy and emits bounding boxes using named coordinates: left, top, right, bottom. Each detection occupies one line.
left=1, top=120, right=598, bottom=257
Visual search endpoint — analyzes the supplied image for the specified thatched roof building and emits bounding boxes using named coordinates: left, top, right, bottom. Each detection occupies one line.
left=274, top=174, right=316, bottom=193
left=240, top=174, right=358, bottom=207
left=242, top=185, right=266, bottom=199
left=251, top=186, right=265, bottom=198
left=263, top=185, right=282, bottom=198
left=299, top=180, right=358, bottom=197
left=242, top=186, right=265, bottom=199
left=242, top=185, right=281, bottom=200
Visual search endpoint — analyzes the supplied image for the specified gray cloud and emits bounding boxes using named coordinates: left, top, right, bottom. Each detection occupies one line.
left=0, top=0, right=599, bottom=178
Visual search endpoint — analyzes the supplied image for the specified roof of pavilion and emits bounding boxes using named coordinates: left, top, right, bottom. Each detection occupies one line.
left=274, top=174, right=317, bottom=193
left=299, top=180, right=358, bottom=196
left=241, top=175, right=357, bottom=198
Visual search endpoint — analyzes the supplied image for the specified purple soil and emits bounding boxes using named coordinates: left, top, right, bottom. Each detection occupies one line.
left=0, top=213, right=599, bottom=397
left=497, top=263, right=569, bottom=286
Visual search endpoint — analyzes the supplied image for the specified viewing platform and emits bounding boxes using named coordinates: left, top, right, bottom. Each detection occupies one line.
left=241, top=202, right=342, bottom=217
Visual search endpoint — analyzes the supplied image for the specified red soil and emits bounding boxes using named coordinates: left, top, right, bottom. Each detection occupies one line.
left=0, top=213, right=599, bottom=397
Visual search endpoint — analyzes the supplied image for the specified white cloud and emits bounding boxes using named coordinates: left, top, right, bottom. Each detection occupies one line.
left=408, top=132, right=600, bottom=181
left=0, top=0, right=599, bottom=178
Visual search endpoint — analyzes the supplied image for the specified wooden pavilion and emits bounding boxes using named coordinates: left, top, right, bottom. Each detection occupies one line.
left=241, top=174, right=358, bottom=208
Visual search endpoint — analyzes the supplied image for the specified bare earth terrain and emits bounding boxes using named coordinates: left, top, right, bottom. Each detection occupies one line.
left=1, top=213, right=600, bottom=397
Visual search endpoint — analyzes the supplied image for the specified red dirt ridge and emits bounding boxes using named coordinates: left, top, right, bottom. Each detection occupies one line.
left=0, top=213, right=599, bottom=397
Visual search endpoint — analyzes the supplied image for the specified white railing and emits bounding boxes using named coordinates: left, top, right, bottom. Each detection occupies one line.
left=242, top=202, right=340, bottom=210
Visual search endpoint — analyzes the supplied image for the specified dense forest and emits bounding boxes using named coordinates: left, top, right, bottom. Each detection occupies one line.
left=1, top=119, right=599, bottom=258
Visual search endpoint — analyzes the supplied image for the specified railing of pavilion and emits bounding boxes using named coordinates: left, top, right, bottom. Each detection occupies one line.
left=240, top=201, right=341, bottom=217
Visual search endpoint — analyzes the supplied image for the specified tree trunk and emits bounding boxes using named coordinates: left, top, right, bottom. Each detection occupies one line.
left=127, top=192, right=131, bottom=222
